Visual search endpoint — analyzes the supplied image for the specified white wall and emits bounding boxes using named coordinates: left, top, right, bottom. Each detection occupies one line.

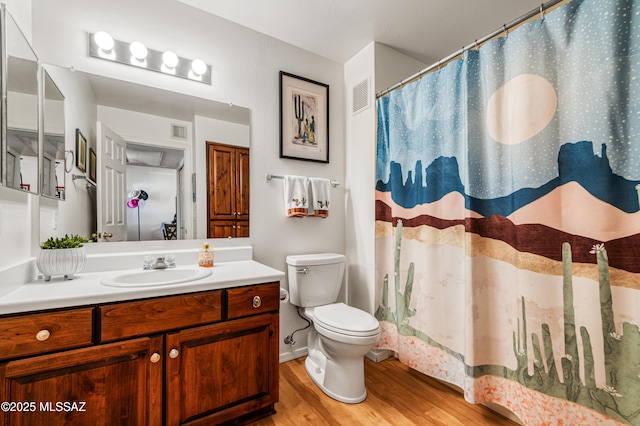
left=344, top=42, right=426, bottom=313
left=3, top=1, right=31, bottom=42
left=126, top=165, right=177, bottom=241
left=27, top=0, right=345, bottom=359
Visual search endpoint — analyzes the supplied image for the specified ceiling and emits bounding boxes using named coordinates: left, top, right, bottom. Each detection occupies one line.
left=177, top=0, right=547, bottom=65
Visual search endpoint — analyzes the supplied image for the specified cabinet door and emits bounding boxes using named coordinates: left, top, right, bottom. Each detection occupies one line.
left=209, top=220, right=235, bottom=239
left=235, top=220, right=250, bottom=238
left=0, top=336, right=163, bottom=426
left=235, top=147, right=250, bottom=223
left=207, top=143, right=235, bottom=220
left=166, top=314, right=279, bottom=426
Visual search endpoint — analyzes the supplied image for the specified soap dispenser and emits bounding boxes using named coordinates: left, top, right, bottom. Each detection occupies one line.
left=199, top=242, right=214, bottom=268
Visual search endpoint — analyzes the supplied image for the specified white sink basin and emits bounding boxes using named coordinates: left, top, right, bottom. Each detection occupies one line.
left=101, top=268, right=213, bottom=287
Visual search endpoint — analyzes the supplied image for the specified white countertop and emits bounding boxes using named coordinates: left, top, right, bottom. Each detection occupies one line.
left=0, top=260, right=285, bottom=315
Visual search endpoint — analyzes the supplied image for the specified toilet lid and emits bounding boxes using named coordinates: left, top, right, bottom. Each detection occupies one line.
left=314, top=303, right=380, bottom=336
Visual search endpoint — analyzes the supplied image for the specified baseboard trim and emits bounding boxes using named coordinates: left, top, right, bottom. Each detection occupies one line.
left=366, top=349, right=392, bottom=363
left=279, top=347, right=308, bottom=364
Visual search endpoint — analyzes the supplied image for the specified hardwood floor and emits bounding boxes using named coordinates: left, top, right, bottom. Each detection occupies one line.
left=251, top=357, right=518, bottom=425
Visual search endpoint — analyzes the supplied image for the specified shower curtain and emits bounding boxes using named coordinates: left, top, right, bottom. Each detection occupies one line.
left=375, top=0, right=640, bottom=424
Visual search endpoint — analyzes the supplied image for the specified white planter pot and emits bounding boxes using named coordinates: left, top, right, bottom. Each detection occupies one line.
left=36, top=247, right=86, bottom=281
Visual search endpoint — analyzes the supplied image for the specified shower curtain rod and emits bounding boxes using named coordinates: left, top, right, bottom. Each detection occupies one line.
left=376, top=0, right=567, bottom=98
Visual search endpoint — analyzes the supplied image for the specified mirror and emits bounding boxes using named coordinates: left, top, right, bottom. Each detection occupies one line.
left=38, top=65, right=250, bottom=243
left=42, top=70, right=66, bottom=199
left=2, top=6, right=39, bottom=194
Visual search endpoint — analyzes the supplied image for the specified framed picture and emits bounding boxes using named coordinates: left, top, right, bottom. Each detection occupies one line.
left=279, top=71, right=329, bottom=163
left=75, top=129, right=87, bottom=172
left=88, top=148, right=97, bottom=184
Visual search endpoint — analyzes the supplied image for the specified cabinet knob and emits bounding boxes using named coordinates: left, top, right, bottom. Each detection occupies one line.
left=150, top=353, right=161, bottom=363
left=36, top=329, right=50, bottom=341
left=169, top=349, right=180, bottom=359
left=252, top=295, right=262, bottom=308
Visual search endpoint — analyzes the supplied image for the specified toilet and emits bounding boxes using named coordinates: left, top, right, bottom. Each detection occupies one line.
left=286, top=253, right=380, bottom=404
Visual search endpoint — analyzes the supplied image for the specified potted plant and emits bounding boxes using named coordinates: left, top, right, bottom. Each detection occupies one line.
left=37, top=234, right=89, bottom=281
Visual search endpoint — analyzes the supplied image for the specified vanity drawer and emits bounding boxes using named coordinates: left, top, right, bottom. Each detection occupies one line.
left=226, top=282, right=280, bottom=320
left=99, top=290, right=223, bottom=342
left=0, top=308, right=94, bottom=360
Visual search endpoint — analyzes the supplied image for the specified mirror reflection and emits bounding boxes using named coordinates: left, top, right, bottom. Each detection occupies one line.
left=4, top=8, right=39, bottom=194
left=39, top=65, right=250, bottom=243
left=42, top=70, right=66, bottom=199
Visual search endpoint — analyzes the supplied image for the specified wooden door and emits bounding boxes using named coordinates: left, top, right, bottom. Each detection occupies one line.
left=165, top=314, right=279, bottom=425
left=236, top=147, right=250, bottom=223
left=209, top=220, right=235, bottom=238
left=96, top=122, right=127, bottom=241
left=0, top=336, right=163, bottom=426
left=207, top=143, right=235, bottom=220
left=235, top=220, right=250, bottom=238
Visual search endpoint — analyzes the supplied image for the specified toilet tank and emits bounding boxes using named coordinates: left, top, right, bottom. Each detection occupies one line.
left=286, top=253, right=346, bottom=307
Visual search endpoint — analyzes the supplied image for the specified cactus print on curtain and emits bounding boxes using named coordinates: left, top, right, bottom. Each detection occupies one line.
left=374, top=0, right=640, bottom=424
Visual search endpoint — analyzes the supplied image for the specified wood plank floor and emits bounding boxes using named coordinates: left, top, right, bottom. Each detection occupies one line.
left=251, top=357, right=518, bottom=425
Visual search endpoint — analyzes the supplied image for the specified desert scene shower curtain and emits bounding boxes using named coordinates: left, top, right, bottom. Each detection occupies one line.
left=375, top=0, right=640, bottom=424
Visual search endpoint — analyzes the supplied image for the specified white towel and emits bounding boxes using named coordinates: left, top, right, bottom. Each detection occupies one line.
left=284, top=175, right=309, bottom=217
left=308, top=177, right=331, bottom=218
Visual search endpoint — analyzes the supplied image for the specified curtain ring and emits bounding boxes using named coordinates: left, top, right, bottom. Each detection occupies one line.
left=474, top=39, right=479, bottom=50
left=503, top=24, right=508, bottom=38
left=64, top=150, right=74, bottom=173
left=540, top=4, right=545, bottom=20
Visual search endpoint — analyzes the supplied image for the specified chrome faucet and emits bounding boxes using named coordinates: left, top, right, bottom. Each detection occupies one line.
left=143, top=254, right=176, bottom=270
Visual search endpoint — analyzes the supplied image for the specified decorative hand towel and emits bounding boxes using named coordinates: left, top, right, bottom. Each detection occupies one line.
left=308, top=177, right=331, bottom=218
left=284, top=175, right=309, bottom=217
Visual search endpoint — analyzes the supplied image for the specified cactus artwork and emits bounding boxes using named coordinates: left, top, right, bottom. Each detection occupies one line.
left=376, top=233, right=640, bottom=424
left=293, top=94, right=305, bottom=139
left=375, top=220, right=416, bottom=332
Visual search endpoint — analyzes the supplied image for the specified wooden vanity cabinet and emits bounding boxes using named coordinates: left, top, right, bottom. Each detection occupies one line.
left=166, top=282, right=280, bottom=426
left=0, top=336, right=163, bottom=426
left=0, top=282, right=280, bottom=426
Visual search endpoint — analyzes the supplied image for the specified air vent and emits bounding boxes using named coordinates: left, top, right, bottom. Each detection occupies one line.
left=352, top=77, right=370, bottom=115
left=171, top=124, right=187, bottom=140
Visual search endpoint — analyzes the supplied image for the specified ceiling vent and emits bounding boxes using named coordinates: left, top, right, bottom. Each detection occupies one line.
left=352, top=77, right=370, bottom=115
left=171, top=124, right=188, bottom=140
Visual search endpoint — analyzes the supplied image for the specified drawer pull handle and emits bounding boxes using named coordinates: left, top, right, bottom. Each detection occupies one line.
left=252, top=296, right=262, bottom=308
left=169, top=349, right=180, bottom=359
left=150, top=353, right=161, bottom=363
left=36, top=329, right=50, bottom=341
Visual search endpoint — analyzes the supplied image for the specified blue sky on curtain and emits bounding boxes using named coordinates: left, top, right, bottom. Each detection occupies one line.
left=375, top=0, right=640, bottom=423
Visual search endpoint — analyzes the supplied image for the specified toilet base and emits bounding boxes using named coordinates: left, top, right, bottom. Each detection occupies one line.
left=305, top=355, right=367, bottom=404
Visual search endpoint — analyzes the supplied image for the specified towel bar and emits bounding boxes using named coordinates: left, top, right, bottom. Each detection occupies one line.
left=266, top=173, right=339, bottom=187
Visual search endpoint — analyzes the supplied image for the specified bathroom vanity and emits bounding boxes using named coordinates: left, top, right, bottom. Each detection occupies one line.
left=0, top=256, right=283, bottom=425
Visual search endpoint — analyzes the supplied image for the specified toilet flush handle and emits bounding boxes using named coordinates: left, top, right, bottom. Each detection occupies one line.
left=296, top=267, right=309, bottom=274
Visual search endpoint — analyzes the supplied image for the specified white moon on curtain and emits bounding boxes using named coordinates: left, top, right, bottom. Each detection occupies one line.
left=486, top=74, right=557, bottom=145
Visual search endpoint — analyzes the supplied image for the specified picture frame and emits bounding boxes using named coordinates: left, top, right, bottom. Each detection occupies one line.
left=88, top=148, right=97, bottom=184
left=279, top=71, right=329, bottom=163
left=75, top=129, right=87, bottom=172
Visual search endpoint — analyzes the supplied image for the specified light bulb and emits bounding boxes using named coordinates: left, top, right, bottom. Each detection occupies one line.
left=162, top=51, right=179, bottom=68
left=191, top=59, right=207, bottom=76
left=94, top=31, right=114, bottom=51
left=129, top=41, right=148, bottom=60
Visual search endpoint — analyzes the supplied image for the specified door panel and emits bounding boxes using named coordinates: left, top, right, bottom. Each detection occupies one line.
left=97, top=122, right=127, bottom=241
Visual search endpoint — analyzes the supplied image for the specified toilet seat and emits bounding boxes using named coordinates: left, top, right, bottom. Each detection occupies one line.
left=313, top=303, right=380, bottom=337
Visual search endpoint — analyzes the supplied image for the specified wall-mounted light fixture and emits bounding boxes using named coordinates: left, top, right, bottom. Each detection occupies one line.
left=88, top=31, right=211, bottom=85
